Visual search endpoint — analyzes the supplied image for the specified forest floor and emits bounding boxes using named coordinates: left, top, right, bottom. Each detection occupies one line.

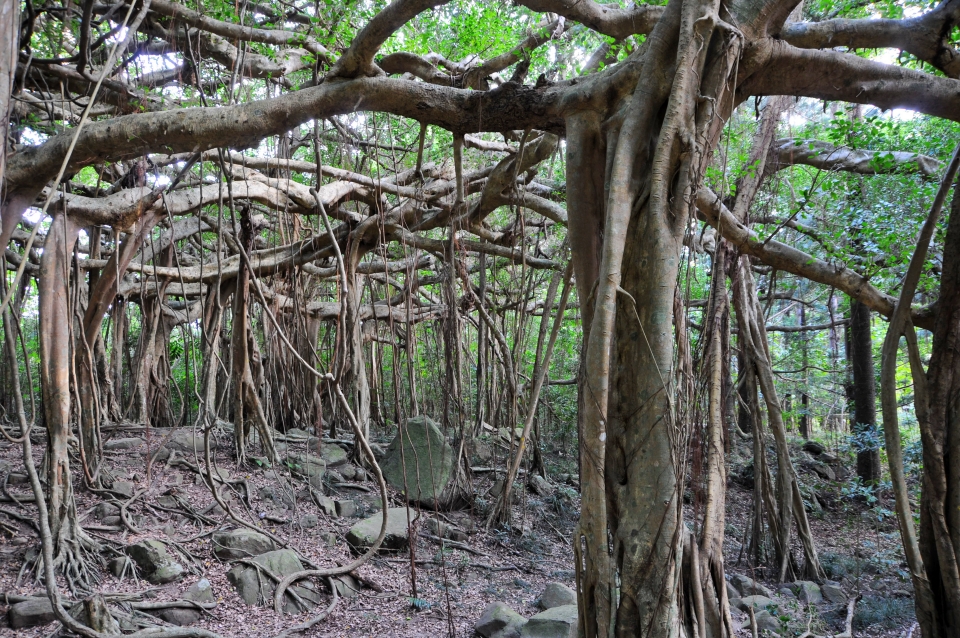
left=0, top=423, right=917, bottom=637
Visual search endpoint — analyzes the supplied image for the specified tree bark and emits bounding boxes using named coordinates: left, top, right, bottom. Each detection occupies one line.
left=849, top=299, right=881, bottom=487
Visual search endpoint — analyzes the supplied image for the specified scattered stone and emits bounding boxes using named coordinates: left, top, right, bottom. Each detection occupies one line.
left=730, top=574, right=774, bottom=597
left=449, top=528, right=469, bottom=542
left=802, top=440, right=826, bottom=456
left=299, top=514, right=319, bottom=528
left=103, top=438, right=143, bottom=451
left=335, top=500, right=358, bottom=518
left=101, top=516, right=122, bottom=527
left=314, top=494, right=336, bottom=517
left=211, top=529, right=276, bottom=560
left=803, top=459, right=837, bottom=481
left=332, top=574, right=361, bottom=599
left=790, top=581, right=823, bottom=604
left=475, top=602, right=527, bottom=638
left=339, top=465, right=357, bottom=481
left=320, top=444, right=349, bottom=467
left=747, top=609, right=782, bottom=635
left=320, top=532, right=338, bottom=547
left=354, top=467, right=367, bottom=482
left=521, top=604, right=578, bottom=638
left=150, top=579, right=215, bottom=626
left=527, top=474, right=552, bottom=497
left=473, top=440, right=494, bottom=465
left=111, top=480, right=135, bottom=498
left=346, top=507, right=411, bottom=551
left=777, top=587, right=796, bottom=599
left=159, top=430, right=205, bottom=457
left=286, top=452, right=327, bottom=481
left=725, top=580, right=741, bottom=600
left=822, top=583, right=846, bottom=604
left=737, top=595, right=777, bottom=612
left=226, top=549, right=321, bottom=614
left=125, top=540, right=184, bottom=584
left=536, top=583, right=577, bottom=610
left=95, top=502, right=120, bottom=519
left=381, top=416, right=455, bottom=508
left=258, top=486, right=295, bottom=510
left=7, top=472, right=29, bottom=484
left=8, top=597, right=55, bottom=629
left=108, top=556, right=135, bottom=578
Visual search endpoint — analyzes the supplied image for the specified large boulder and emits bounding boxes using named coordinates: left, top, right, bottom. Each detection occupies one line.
left=730, top=574, right=774, bottom=597
left=125, top=540, right=184, bottom=584
left=381, top=416, right=455, bottom=508
left=8, top=597, right=55, bottom=629
left=286, top=452, right=327, bottom=481
left=790, top=581, right=823, bottom=604
left=536, top=583, right=577, bottom=610
left=736, top=595, right=778, bottom=612
left=226, top=549, right=321, bottom=614
left=149, top=579, right=215, bottom=626
left=747, top=609, right=783, bottom=635
left=475, top=602, right=527, bottom=638
left=212, top=529, right=276, bottom=560
left=346, top=507, right=411, bottom=552
left=822, top=583, right=846, bottom=604
left=521, top=605, right=578, bottom=638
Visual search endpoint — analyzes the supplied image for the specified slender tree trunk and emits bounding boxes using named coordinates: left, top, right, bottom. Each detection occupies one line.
left=849, top=299, right=881, bottom=486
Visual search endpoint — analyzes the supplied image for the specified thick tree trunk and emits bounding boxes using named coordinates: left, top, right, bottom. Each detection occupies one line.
left=38, top=213, right=97, bottom=585
left=919, top=183, right=960, bottom=637
left=849, top=299, right=881, bottom=486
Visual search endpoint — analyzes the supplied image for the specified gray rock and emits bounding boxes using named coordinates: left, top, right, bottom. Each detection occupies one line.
left=211, top=529, right=276, bottom=560
left=346, top=507, right=411, bottom=551
left=101, top=515, right=122, bottom=527
left=790, top=581, right=823, bottom=604
left=335, top=500, right=357, bottom=518
left=822, top=583, right=846, bottom=604
left=320, top=532, right=337, bottom=547
left=7, top=472, right=29, bottom=484
left=725, top=580, right=741, bottom=600
left=381, top=416, right=455, bottom=508
left=299, top=514, right=319, bottom=528
left=226, top=549, right=320, bottom=614
left=339, top=465, right=357, bottom=481
left=286, top=452, right=327, bottom=480
left=104, top=438, right=144, bottom=451
left=802, top=440, right=826, bottom=455
left=185, top=578, right=216, bottom=603
left=314, top=494, right=337, bottom=517
left=8, top=597, right=55, bottom=629
left=150, top=579, right=215, bottom=626
left=258, top=486, right=295, bottom=510
left=737, top=595, right=777, bottom=612
left=354, top=467, right=367, bottom=482
left=320, top=444, right=349, bottom=467
left=777, top=587, right=796, bottom=599
left=169, top=430, right=205, bottom=452
left=527, top=474, right=552, bottom=497
left=536, top=583, right=577, bottom=610
left=730, top=574, right=774, bottom=597
left=108, top=556, right=135, bottom=578
left=521, top=604, right=578, bottom=638
left=747, top=609, right=782, bottom=635
left=804, top=459, right=837, bottom=481
left=475, top=602, right=527, bottom=638
left=112, top=480, right=135, bottom=498
left=95, top=502, right=120, bottom=519
left=332, top=574, right=361, bottom=599
left=125, top=540, right=184, bottom=584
